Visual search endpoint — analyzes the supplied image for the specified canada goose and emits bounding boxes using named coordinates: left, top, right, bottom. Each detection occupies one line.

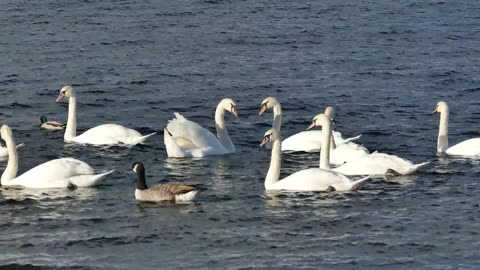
left=132, top=162, right=206, bottom=202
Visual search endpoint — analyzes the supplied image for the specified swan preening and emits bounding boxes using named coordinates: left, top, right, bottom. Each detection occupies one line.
left=433, top=101, right=480, bottom=157
left=259, top=97, right=363, bottom=152
left=164, top=98, right=238, bottom=158
left=132, top=162, right=205, bottom=202
left=260, top=114, right=370, bottom=192
left=56, top=85, right=156, bottom=146
left=0, top=125, right=114, bottom=188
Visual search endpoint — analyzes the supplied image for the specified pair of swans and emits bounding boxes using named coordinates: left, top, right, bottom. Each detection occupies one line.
left=57, top=86, right=156, bottom=146
left=164, top=98, right=238, bottom=158
left=259, top=97, right=369, bottom=165
left=0, top=125, right=114, bottom=188
left=259, top=97, right=363, bottom=152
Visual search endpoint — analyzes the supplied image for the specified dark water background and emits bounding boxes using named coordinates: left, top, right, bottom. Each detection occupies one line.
left=1, top=0, right=480, bottom=269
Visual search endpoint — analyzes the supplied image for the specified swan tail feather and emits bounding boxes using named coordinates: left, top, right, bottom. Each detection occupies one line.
left=163, top=128, right=186, bottom=158
left=413, top=161, right=430, bottom=171
left=125, top=132, right=157, bottom=145
left=69, top=169, right=115, bottom=187
left=16, top=143, right=26, bottom=149
left=343, top=134, right=362, bottom=144
left=350, top=175, right=371, bottom=191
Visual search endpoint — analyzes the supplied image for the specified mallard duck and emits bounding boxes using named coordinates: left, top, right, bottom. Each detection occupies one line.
left=39, top=116, right=65, bottom=130
left=132, top=162, right=206, bottom=202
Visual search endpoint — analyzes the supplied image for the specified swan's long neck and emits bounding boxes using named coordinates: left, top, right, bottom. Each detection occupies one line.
left=1, top=133, right=18, bottom=184
left=65, top=96, right=77, bottom=141
left=215, top=105, right=235, bottom=152
left=320, top=121, right=332, bottom=170
left=265, top=139, right=282, bottom=189
left=437, top=108, right=449, bottom=153
left=272, top=104, right=282, bottom=131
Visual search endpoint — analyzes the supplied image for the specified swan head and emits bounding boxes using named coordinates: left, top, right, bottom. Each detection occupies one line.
left=432, top=101, right=448, bottom=114
left=0, top=125, right=13, bottom=141
left=56, top=85, right=75, bottom=102
left=132, top=162, right=145, bottom=173
left=260, top=128, right=280, bottom=147
left=259, top=97, right=279, bottom=115
left=306, top=114, right=331, bottom=130
left=220, top=98, right=238, bottom=117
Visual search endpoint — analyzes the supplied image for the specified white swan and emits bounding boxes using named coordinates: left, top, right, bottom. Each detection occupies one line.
left=304, top=113, right=369, bottom=165
left=56, top=85, right=156, bottom=146
left=260, top=115, right=370, bottom=192
left=259, top=97, right=361, bottom=152
left=0, top=143, right=25, bottom=161
left=164, top=98, right=238, bottom=158
left=295, top=113, right=429, bottom=177
left=433, top=101, right=480, bottom=156
left=0, top=125, right=114, bottom=188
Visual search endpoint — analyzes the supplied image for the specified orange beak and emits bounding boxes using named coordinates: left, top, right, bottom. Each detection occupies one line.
left=259, top=105, right=268, bottom=115
left=232, top=107, right=238, bottom=118
left=260, top=137, right=270, bottom=147
left=56, top=92, right=65, bottom=102
left=306, top=122, right=316, bottom=130
left=432, top=108, right=438, bottom=114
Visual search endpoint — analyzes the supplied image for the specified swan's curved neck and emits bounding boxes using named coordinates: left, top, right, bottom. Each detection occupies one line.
left=215, top=104, right=235, bottom=152
left=272, top=104, right=282, bottom=131
left=437, top=108, right=449, bottom=153
left=1, top=133, right=18, bottom=184
left=320, top=121, right=332, bottom=170
left=65, top=96, right=77, bottom=141
left=265, top=139, right=282, bottom=189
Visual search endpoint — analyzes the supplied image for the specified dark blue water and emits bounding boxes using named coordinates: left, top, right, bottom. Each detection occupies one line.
left=1, top=0, right=480, bottom=269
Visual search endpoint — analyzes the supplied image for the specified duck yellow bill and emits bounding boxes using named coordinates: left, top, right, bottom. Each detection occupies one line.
left=259, top=137, right=270, bottom=147
left=56, top=92, right=65, bottom=102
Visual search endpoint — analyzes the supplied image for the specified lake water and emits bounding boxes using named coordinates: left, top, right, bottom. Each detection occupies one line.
left=1, top=0, right=480, bottom=269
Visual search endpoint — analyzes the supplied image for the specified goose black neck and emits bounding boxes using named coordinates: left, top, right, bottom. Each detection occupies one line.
left=136, top=167, right=148, bottom=190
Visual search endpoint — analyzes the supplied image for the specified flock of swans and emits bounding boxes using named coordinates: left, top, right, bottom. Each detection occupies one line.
left=1, top=86, right=480, bottom=202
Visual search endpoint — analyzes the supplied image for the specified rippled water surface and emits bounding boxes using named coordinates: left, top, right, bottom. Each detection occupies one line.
left=1, top=0, right=480, bottom=269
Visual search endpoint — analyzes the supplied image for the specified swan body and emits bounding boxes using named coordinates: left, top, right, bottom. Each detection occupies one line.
left=259, top=98, right=363, bottom=152
left=433, top=101, right=480, bottom=157
left=132, top=162, right=205, bottom=202
left=56, top=85, right=156, bottom=146
left=329, top=142, right=370, bottom=165
left=0, top=125, right=114, bottom=188
left=164, top=98, right=238, bottom=158
left=39, top=115, right=65, bottom=130
left=333, top=152, right=430, bottom=176
left=260, top=115, right=370, bottom=192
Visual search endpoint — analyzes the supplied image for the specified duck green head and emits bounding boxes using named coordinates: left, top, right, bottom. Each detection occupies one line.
left=39, top=116, right=48, bottom=124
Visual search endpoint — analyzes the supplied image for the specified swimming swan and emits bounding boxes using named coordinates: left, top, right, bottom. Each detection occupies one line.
left=164, top=98, right=238, bottom=158
left=56, top=85, right=156, bottom=146
left=433, top=101, right=480, bottom=156
left=0, top=125, right=114, bottom=188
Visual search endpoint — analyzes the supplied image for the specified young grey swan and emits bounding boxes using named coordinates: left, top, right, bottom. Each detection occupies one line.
left=132, top=162, right=206, bottom=202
